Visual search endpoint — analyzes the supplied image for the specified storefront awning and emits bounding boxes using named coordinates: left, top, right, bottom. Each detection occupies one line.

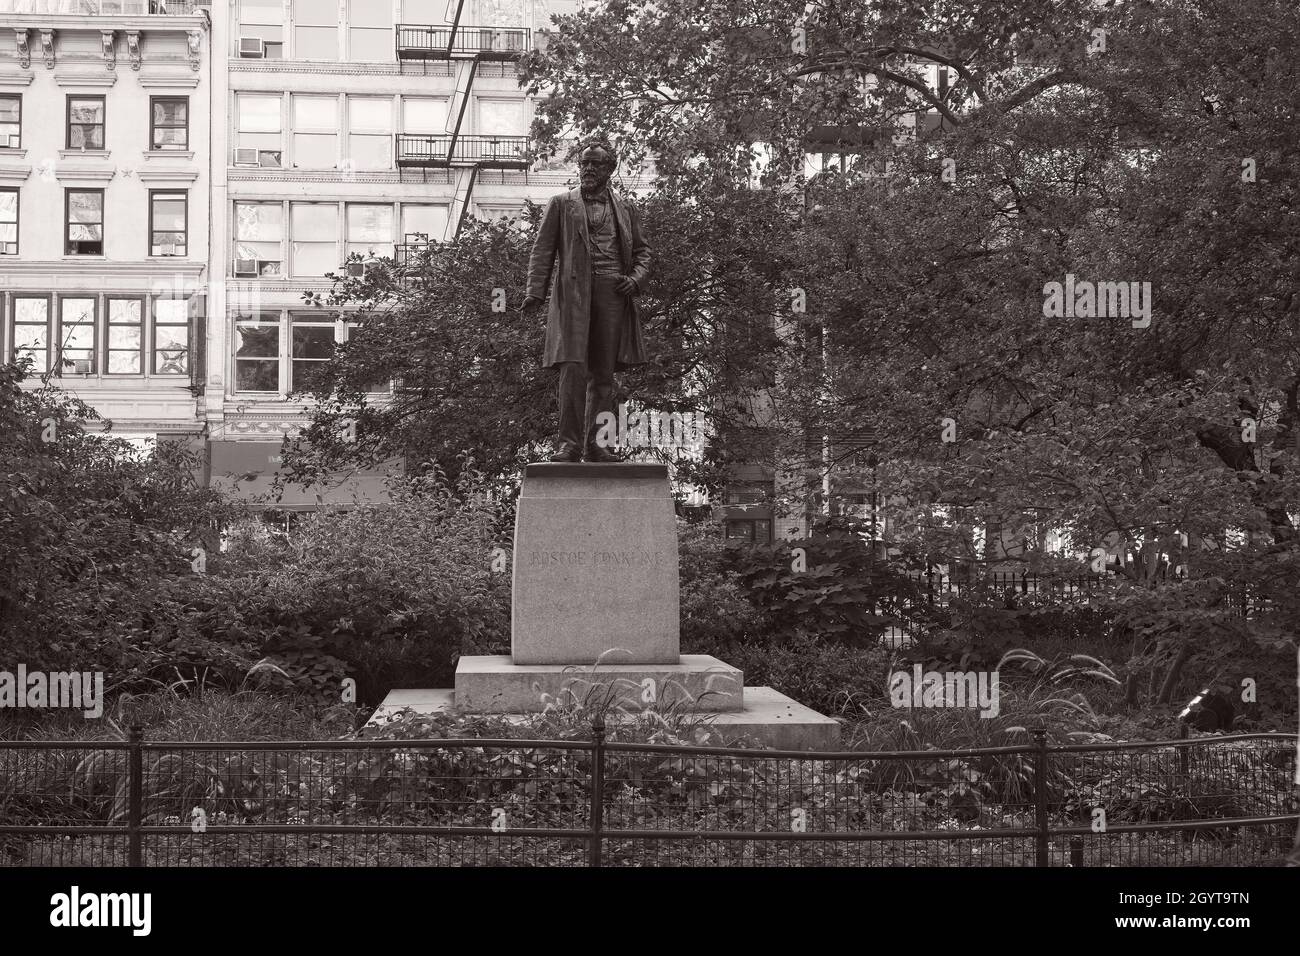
left=209, top=440, right=403, bottom=511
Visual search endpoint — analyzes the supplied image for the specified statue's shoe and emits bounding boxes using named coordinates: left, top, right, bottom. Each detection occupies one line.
left=584, top=444, right=621, bottom=463
left=548, top=441, right=582, bottom=462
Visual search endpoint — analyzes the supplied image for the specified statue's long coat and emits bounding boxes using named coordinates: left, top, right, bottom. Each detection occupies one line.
left=525, top=187, right=653, bottom=370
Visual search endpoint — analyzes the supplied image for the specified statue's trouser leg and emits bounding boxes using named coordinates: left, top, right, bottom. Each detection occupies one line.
left=556, top=361, right=586, bottom=448
left=583, top=275, right=624, bottom=450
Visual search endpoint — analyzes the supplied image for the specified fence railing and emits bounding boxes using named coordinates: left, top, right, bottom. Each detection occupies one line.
left=394, top=134, right=530, bottom=168
left=891, top=569, right=1265, bottom=618
left=396, top=24, right=530, bottom=59
left=1, top=726, right=1294, bottom=867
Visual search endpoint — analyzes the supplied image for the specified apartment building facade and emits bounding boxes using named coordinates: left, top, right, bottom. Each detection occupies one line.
left=0, top=0, right=592, bottom=508
left=205, top=0, right=583, bottom=506
left=0, top=0, right=212, bottom=446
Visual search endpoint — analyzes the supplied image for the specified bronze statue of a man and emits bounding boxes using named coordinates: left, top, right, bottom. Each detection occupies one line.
left=523, top=141, right=652, bottom=462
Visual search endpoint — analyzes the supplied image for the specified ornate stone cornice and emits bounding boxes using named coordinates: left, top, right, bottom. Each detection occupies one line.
left=54, top=70, right=117, bottom=88
left=139, top=70, right=199, bottom=88
left=137, top=166, right=199, bottom=183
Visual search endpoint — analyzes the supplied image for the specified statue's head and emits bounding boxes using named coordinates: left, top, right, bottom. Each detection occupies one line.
left=577, top=139, right=617, bottom=193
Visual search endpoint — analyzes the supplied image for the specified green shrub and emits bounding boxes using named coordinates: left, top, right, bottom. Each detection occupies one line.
left=214, top=468, right=513, bottom=704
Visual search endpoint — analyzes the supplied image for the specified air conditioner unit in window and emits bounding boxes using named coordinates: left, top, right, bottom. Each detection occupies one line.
left=239, top=37, right=266, bottom=58
left=345, top=261, right=371, bottom=278
left=258, top=150, right=282, bottom=168
left=233, top=258, right=259, bottom=277
left=0, top=242, right=15, bottom=255
left=233, top=147, right=259, bottom=166
left=156, top=240, right=178, bottom=256
left=2, top=135, right=18, bottom=148
left=73, top=359, right=92, bottom=375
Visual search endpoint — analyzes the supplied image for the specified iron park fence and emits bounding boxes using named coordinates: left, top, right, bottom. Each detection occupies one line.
left=1, top=726, right=1294, bottom=867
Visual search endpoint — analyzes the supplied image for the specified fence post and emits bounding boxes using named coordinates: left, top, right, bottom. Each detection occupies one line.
left=1069, top=835, right=1084, bottom=867
left=1033, top=729, right=1049, bottom=867
left=588, top=715, right=605, bottom=867
left=1178, top=722, right=1189, bottom=776
left=127, top=724, right=143, bottom=868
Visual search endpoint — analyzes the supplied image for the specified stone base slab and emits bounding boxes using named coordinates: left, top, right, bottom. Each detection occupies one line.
left=370, top=686, right=841, bottom=752
left=454, top=654, right=743, bottom=713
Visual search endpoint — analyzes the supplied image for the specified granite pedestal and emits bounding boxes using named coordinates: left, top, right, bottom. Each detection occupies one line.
left=373, top=463, right=840, bottom=750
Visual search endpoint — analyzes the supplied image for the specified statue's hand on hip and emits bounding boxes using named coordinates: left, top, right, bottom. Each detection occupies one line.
left=614, top=276, right=637, bottom=296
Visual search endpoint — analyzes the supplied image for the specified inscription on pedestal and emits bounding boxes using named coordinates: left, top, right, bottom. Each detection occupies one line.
left=511, top=463, right=680, bottom=665
left=526, top=549, right=666, bottom=567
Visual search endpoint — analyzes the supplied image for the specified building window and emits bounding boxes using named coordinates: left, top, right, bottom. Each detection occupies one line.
left=0, top=94, right=19, bottom=149
left=11, top=295, right=50, bottom=374
left=348, top=0, right=392, bottom=60
left=65, top=189, right=104, bottom=256
left=66, top=96, right=106, bottom=150
left=0, top=188, right=16, bottom=255
left=149, top=191, right=187, bottom=257
left=401, top=0, right=448, bottom=22
left=343, top=320, right=392, bottom=394
left=152, top=298, right=189, bottom=375
left=106, top=297, right=144, bottom=374
left=725, top=519, right=772, bottom=544
left=234, top=313, right=281, bottom=392
left=290, top=202, right=338, bottom=277
left=238, top=0, right=285, bottom=57
left=346, top=204, right=394, bottom=261
left=402, top=97, right=448, bottom=136
left=348, top=96, right=392, bottom=169
left=401, top=203, right=448, bottom=243
left=235, top=93, right=282, bottom=165
left=294, top=0, right=339, bottom=59
left=292, top=95, right=338, bottom=168
left=150, top=97, right=188, bottom=150
left=57, top=297, right=96, bottom=375
left=477, top=203, right=525, bottom=221
left=477, top=98, right=527, bottom=136
left=290, top=313, right=337, bottom=393
left=233, top=201, right=283, bottom=275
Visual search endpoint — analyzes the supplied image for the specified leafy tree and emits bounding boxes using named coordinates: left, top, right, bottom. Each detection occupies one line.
left=0, top=360, right=238, bottom=681
left=285, top=0, right=1297, bottom=714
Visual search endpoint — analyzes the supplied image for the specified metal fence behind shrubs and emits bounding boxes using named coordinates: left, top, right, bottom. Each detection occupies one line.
left=1, top=727, right=1294, bottom=867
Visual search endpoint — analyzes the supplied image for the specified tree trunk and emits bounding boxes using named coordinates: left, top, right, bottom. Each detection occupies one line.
left=1156, top=641, right=1192, bottom=705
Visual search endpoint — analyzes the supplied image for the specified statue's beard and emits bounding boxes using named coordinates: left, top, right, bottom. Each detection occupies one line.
left=581, top=173, right=611, bottom=196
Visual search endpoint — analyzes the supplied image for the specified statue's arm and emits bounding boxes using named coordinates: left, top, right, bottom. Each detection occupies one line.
left=526, top=195, right=563, bottom=301
left=627, top=203, right=652, bottom=295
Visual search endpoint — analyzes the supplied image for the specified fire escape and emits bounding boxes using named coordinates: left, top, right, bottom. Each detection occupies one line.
left=394, top=0, right=531, bottom=261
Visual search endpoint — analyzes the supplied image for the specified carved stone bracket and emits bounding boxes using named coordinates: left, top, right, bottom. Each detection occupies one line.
left=14, top=30, right=29, bottom=70
left=101, top=31, right=116, bottom=72
left=39, top=30, right=54, bottom=70
left=186, top=31, right=201, bottom=71
left=126, top=32, right=141, bottom=71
